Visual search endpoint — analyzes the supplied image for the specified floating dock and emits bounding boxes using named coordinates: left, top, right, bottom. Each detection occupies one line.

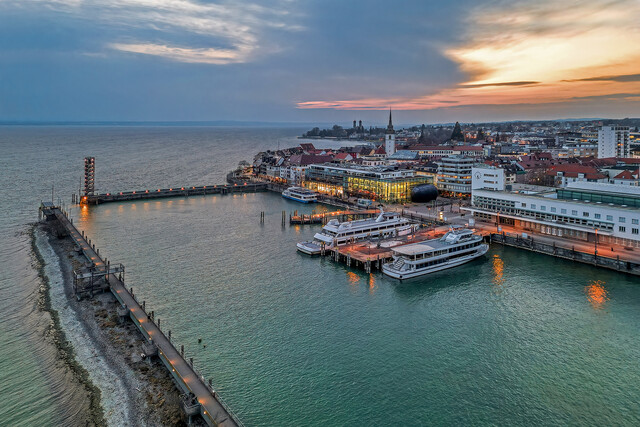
left=39, top=202, right=243, bottom=427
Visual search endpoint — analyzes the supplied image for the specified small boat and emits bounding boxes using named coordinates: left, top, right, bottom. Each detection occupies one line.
left=282, top=187, right=318, bottom=203
left=382, top=227, right=488, bottom=279
left=297, top=208, right=418, bottom=255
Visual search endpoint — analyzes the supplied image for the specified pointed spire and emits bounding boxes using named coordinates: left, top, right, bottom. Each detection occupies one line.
left=386, top=108, right=395, bottom=134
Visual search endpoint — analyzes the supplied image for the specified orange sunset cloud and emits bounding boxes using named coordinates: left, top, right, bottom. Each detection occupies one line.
left=297, top=0, right=640, bottom=110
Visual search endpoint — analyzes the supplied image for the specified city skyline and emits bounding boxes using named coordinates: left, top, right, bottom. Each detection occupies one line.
left=0, top=0, right=639, bottom=123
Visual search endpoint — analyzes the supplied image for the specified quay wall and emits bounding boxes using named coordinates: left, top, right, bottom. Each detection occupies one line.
left=490, top=233, right=640, bottom=276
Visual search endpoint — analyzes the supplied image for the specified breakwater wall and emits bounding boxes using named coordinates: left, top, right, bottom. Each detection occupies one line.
left=39, top=203, right=243, bottom=426
left=82, top=183, right=266, bottom=205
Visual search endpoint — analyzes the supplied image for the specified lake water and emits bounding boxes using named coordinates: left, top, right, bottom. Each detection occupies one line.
left=1, top=126, right=639, bottom=425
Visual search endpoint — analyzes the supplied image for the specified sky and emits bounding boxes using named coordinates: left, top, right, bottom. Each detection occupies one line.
left=0, top=0, right=639, bottom=124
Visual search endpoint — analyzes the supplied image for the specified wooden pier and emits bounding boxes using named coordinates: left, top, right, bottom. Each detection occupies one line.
left=327, top=227, right=450, bottom=272
left=40, top=202, right=243, bottom=427
left=82, top=182, right=266, bottom=205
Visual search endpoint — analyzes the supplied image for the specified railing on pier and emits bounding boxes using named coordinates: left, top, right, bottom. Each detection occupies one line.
left=82, top=182, right=267, bottom=205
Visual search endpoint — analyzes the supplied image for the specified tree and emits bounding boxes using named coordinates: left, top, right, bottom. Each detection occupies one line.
left=451, top=121, right=464, bottom=141
left=476, top=128, right=485, bottom=141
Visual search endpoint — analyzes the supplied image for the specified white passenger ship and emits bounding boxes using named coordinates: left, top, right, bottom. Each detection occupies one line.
left=381, top=227, right=488, bottom=279
left=282, top=186, right=318, bottom=203
left=297, top=209, right=417, bottom=255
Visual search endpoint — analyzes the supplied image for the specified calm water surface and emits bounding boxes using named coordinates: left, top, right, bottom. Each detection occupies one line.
left=1, top=127, right=639, bottom=425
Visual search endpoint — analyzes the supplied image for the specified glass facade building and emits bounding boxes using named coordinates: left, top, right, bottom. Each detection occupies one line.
left=304, top=163, right=432, bottom=203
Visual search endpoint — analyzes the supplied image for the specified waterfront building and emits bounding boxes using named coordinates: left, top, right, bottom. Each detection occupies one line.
left=303, top=163, right=431, bottom=203
left=598, top=126, right=630, bottom=158
left=465, top=180, right=640, bottom=248
left=472, top=165, right=506, bottom=191
left=385, top=109, right=396, bottom=157
left=436, top=155, right=477, bottom=196
left=408, top=145, right=484, bottom=159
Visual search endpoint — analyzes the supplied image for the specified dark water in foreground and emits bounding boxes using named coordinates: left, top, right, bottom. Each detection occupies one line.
left=1, top=127, right=639, bottom=425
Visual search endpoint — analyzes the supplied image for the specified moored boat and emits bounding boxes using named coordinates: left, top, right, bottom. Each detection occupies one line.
left=282, top=186, right=318, bottom=203
left=297, top=209, right=417, bottom=255
left=382, top=227, right=488, bottom=279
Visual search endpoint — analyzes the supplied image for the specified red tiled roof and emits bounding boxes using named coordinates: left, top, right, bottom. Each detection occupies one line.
left=614, top=170, right=638, bottom=180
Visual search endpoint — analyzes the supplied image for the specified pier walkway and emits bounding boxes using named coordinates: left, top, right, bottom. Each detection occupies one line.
left=83, top=182, right=266, bottom=205
left=40, top=203, right=242, bottom=427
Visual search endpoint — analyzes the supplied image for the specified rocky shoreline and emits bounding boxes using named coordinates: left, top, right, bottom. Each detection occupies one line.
left=35, top=221, right=190, bottom=426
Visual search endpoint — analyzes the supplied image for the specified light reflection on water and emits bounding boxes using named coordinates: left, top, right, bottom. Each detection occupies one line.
left=585, top=279, right=609, bottom=309
left=492, top=253, right=505, bottom=288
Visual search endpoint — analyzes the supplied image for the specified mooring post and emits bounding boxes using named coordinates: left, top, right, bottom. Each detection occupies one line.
left=168, top=330, right=171, bottom=340
left=190, top=357, right=193, bottom=366
left=157, top=318, right=161, bottom=329
left=181, top=345, right=184, bottom=356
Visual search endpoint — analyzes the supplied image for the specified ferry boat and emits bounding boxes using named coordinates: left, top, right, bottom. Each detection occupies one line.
left=282, top=186, right=318, bottom=203
left=381, top=227, right=488, bottom=280
left=297, top=209, right=417, bottom=255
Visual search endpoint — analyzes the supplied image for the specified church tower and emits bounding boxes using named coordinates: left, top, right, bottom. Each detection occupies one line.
left=385, top=109, right=396, bottom=156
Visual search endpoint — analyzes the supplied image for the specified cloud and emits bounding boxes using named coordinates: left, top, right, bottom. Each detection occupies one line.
left=563, top=74, right=640, bottom=83
left=0, top=0, right=301, bottom=64
left=297, top=0, right=640, bottom=111
left=109, top=42, right=253, bottom=64
left=459, top=81, right=540, bottom=88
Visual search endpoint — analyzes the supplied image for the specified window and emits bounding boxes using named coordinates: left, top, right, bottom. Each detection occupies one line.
left=561, top=209, right=567, bottom=214
left=551, top=207, right=556, bottom=213
left=583, top=212, right=589, bottom=217
left=633, top=219, right=639, bottom=225
left=619, top=226, right=626, bottom=232
left=595, top=213, right=601, bottom=219
left=572, top=210, right=578, bottom=216
left=633, top=228, right=639, bottom=235
left=607, top=215, right=613, bottom=221
left=521, top=203, right=527, bottom=208
left=541, top=206, right=546, bottom=211
left=619, top=217, right=626, bottom=223
left=531, top=204, right=536, bottom=209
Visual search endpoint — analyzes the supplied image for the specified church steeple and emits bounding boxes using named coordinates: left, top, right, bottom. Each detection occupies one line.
left=386, top=108, right=395, bottom=134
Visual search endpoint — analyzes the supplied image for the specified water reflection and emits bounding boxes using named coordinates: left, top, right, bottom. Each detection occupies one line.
left=368, top=274, right=377, bottom=294
left=585, top=280, right=609, bottom=309
left=492, top=254, right=504, bottom=287
left=347, top=271, right=360, bottom=285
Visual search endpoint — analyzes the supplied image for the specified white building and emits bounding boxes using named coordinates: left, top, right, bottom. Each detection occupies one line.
left=465, top=181, right=640, bottom=247
left=437, top=155, right=476, bottom=195
left=385, top=110, right=396, bottom=157
left=472, top=165, right=506, bottom=191
left=598, top=126, right=630, bottom=158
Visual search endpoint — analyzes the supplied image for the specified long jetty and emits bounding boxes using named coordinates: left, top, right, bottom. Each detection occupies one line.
left=82, top=182, right=266, bottom=205
left=40, top=202, right=243, bottom=427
